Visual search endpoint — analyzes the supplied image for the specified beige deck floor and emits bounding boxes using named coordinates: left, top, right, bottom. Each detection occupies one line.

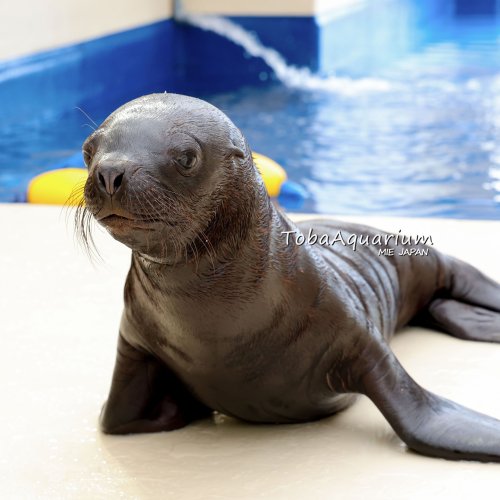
left=2, top=203, right=500, bottom=499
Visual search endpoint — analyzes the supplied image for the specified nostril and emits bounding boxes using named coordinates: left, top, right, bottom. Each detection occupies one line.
left=113, top=172, right=124, bottom=191
left=98, top=172, right=106, bottom=189
left=96, top=168, right=126, bottom=196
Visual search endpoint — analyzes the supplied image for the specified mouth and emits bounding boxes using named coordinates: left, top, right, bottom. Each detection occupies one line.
left=99, top=214, right=132, bottom=224
left=98, top=214, right=161, bottom=230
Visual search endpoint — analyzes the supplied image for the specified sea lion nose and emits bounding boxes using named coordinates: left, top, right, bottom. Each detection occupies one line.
left=96, top=165, right=125, bottom=196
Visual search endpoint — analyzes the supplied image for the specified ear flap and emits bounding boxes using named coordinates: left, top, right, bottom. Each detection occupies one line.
left=229, top=146, right=245, bottom=159
left=228, top=125, right=247, bottom=160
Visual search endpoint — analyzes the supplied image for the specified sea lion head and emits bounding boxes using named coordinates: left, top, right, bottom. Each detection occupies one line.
left=79, top=93, right=264, bottom=263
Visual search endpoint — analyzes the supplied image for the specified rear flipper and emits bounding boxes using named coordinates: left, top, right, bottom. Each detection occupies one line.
left=443, top=256, right=500, bottom=312
left=340, top=337, right=500, bottom=462
left=420, top=298, right=500, bottom=342
left=414, top=255, right=500, bottom=342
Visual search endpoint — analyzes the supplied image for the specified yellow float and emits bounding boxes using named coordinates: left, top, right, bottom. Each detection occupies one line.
left=252, top=152, right=287, bottom=197
left=27, top=168, right=87, bottom=205
left=27, top=153, right=288, bottom=205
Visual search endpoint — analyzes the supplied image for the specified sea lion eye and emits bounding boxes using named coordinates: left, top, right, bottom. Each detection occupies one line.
left=175, top=151, right=197, bottom=170
left=82, top=149, right=92, bottom=168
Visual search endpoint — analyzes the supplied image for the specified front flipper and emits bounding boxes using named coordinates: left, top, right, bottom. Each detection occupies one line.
left=341, top=337, right=500, bottom=462
left=100, top=334, right=212, bottom=435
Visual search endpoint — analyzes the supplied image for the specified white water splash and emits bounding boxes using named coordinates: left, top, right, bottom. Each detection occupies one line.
left=178, top=14, right=393, bottom=95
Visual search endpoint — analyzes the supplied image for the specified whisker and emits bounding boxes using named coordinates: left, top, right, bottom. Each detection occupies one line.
left=72, top=176, right=102, bottom=263
left=75, top=106, right=98, bottom=128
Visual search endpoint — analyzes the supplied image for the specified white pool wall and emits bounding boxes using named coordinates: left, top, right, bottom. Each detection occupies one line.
left=0, top=0, right=173, bottom=60
left=0, top=0, right=366, bottom=61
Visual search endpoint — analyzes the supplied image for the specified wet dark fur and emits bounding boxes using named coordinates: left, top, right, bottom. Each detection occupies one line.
left=78, top=93, right=500, bottom=462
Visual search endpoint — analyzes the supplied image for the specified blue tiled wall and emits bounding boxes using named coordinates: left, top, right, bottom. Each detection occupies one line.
left=173, top=16, right=319, bottom=93
left=455, top=0, right=497, bottom=16
left=0, top=21, right=176, bottom=127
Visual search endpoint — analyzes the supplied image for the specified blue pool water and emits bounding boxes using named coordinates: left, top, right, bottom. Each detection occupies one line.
left=2, top=18, right=500, bottom=219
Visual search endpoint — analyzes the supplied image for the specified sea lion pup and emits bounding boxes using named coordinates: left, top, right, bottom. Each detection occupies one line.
left=79, top=93, right=500, bottom=462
